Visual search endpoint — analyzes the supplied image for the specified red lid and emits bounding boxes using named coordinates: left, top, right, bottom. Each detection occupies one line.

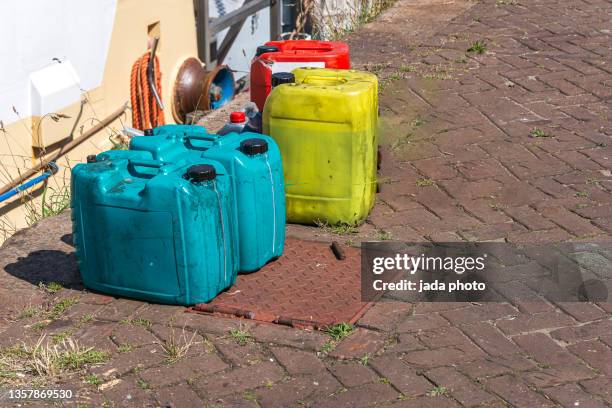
left=230, top=111, right=246, bottom=123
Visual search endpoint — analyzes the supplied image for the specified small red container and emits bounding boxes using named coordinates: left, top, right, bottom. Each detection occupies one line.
left=250, top=40, right=350, bottom=111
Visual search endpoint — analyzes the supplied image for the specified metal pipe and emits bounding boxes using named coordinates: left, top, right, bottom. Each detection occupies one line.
left=147, top=37, right=164, bottom=110
left=0, top=163, right=58, bottom=203
left=0, top=103, right=128, bottom=196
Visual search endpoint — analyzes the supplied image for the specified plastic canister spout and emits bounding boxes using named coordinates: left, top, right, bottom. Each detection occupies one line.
left=218, top=112, right=247, bottom=136
left=271, top=72, right=295, bottom=88
left=256, top=45, right=280, bottom=57
left=185, top=164, right=216, bottom=182
left=230, top=111, right=246, bottom=124
left=240, top=138, right=268, bottom=156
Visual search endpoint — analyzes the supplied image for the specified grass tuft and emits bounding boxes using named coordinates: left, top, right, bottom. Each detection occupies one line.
left=428, top=385, right=448, bottom=397
left=530, top=128, right=553, bottom=138
left=0, top=336, right=109, bottom=384
left=315, top=220, right=359, bottom=235
left=325, top=323, right=354, bottom=341
left=416, top=178, right=436, bottom=187
left=160, top=326, right=198, bottom=364
left=48, top=298, right=79, bottom=320
left=467, top=40, right=487, bottom=54
left=229, top=328, right=251, bottom=346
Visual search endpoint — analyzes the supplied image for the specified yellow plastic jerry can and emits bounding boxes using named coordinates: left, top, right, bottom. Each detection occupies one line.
left=263, top=67, right=378, bottom=225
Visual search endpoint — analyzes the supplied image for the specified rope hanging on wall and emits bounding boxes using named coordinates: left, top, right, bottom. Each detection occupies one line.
left=130, top=52, right=165, bottom=130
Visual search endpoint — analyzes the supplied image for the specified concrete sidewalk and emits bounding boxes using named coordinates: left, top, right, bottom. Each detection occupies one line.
left=0, top=0, right=610, bottom=406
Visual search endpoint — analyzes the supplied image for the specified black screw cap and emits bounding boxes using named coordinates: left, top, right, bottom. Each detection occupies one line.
left=144, top=128, right=154, bottom=136
left=256, top=45, right=280, bottom=57
left=185, top=164, right=216, bottom=182
left=86, top=155, right=97, bottom=163
left=240, top=138, right=268, bottom=156
left=271, top=72, right=295, bottom=88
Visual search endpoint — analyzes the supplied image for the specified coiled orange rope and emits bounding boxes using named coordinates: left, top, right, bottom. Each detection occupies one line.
left=130, top=53, right=165, bottom=130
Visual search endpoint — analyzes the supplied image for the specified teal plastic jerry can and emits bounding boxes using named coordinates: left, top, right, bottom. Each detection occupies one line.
left=130, top=126, right=285, bottom=272
left=71, top=151, right=238, bottom=305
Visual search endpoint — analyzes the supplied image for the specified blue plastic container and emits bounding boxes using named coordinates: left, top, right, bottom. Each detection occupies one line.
left=130, top=126, right=285, bottom=272
left=71, top=151, right=238, bottom=305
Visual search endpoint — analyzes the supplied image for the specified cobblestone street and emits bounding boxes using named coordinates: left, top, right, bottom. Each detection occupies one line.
left=0, top=0, right=610, bottom=406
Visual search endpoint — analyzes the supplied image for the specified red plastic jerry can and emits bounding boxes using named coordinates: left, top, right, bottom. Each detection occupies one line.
left=250, top=40, right=350, bottom=111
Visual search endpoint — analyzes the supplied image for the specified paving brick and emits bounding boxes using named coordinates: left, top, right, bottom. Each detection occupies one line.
left=250, top=323, right=327, bottom=351
left=139, top=353, right=228, bottom=388
left=132, top=304, right=184, bottom=326
left=522, top=364, right=598, bottom=388
left=396, top=313, right=450, bottom=333
left=484, top=375, right=555, bottom=407
left=459, top=354, right=536, bottom=380
left=110, top=324, right=158, bottom=348
left=271, top=346, right=326, bottom=376
left=358, top=301, right=413, bottom=332
left=401, top=342, right=484, bottom=368
left=417, top=326, right=475, bottom=350
left=574, top=205, right=612, bottom=220
left=90, top=344, right=166, bottom=379
left=555, top=302, right=607, bottom=322
left=180, top=313, right=255, bottom=337
left=426, top=366, right=498, bottom=406
left=205, top=393, right=258, bottom=408
left=98, top=299, right=146, bottom=322
left=386, top=333, right=426, bottom=354
left=314, top=382, right=398, bottom=408
left=461, top=322, right=521, bottom=356
left=580, top=377, right=612, bottom=405
left=494, top=281, right=554, bottom=314
left=540, top=206, right=602, bottom=236
left=100, top=374, right=158, bottom=407
left=543, top=383, right=608, bottom=408
left=459, top=198, right=513, bottom=224
left=256, top=372, right=341, bottom=407
left=507, top=228, right=573, bottom=244
left=496, top=311, right=575, bottom=335
left=513, top=332, right=583, bottom=367
left=550, top=319, right=612, bottom=342
left=567, top=340, right=612, bottom=376
left=503, top=205, right=557, bottom=231
left=413, top=158, right=459, bottom=180
left=211, top=335, right=267, bottom=368
left=194, top=361, right=284, bottom=398
left=73, top=320, right=117, bottom=350
left=328, top=329, right=386, bottom=359
left=154, top=383, right=204, bottom=408
left=438, top=179, right=503, bottom=201
left=368, top=207, right=440, bottom=230
left=369, top=354, right=432, bottom=396
left=328, top=361, right=379, bottom=388
left=441, top=303, right=517, bottom=325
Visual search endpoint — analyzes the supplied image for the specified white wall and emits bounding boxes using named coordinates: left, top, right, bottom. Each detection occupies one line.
left=0, top=0, right=117, bottom=123
left=210, top=0, right=271, bottom=77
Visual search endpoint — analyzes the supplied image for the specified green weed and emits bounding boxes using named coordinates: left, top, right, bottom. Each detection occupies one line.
left=530, top=128, right=553, bottom=138
left=229, top=329, right=251, bottom=346
left=428, top=385, right=448, bottom=396
left=325, top=323, right=354, bottom=341
left=416, top=178, right=435, bottom=187
left=84, top=374, right=102, bottom=387
left=467, top=40, right=487, bottom=54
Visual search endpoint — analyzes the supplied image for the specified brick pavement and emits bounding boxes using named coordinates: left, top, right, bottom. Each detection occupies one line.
left=0, top=0, right=611, bottom=407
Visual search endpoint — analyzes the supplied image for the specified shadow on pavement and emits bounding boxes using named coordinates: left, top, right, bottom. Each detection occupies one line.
left=4, top=249, right=83, bottom=289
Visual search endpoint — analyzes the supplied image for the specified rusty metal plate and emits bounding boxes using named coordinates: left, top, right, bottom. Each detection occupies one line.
left=190, top=238, right=374, bottom=329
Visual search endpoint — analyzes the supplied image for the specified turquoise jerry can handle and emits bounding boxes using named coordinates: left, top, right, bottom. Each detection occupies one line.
left=128, top=159, right=168, bottom=178
left=128, top=158, right=166, bottom=169
left=185, top=134, right=218, bottom=142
